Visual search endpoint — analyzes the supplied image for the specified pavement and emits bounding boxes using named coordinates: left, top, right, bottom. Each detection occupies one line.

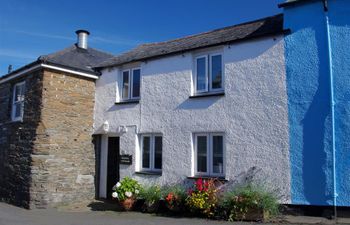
left=0, top=201, right=350, bottom=225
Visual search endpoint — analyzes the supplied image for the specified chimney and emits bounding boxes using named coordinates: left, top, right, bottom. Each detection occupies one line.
left=8, top=64, right=12, bottom=74
left=75, top=29, right=90, bottom=49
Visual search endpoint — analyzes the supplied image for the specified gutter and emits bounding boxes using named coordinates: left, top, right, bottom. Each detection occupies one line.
left=0, top=62, right=99, bottom=84
left=323, top=0, right=337, bottom=216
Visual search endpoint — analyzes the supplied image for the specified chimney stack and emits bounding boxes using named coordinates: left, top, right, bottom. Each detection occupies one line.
left=75, top=30, right=90, bottom=49
left=8, top=64, right=12, bottom=74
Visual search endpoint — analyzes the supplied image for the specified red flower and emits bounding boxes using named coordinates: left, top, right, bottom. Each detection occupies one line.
left=196, top=178, right=203, bottom=191
left=166, top=193, right=174, bottom=202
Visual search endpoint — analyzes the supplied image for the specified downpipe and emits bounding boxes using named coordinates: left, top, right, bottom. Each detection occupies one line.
left=323, top=0, right=338, bottom=220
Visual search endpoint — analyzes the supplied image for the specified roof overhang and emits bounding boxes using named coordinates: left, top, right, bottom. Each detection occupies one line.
left=0, top=62, right=99, bottom=84
left=278, top=0, right=321, bottom=8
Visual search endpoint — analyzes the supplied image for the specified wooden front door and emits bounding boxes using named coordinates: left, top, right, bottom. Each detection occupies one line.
left=106, top=137, right=120, bottom=199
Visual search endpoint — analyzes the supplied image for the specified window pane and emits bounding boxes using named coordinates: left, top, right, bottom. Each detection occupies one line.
left=211, top=55, right=222, bottom=89
left=15, top=85, right=25, bottom=102
left=122, top=71, right=129, bottom=99
left=197, top=136, right=207, bottom=173
left=212, top=135, right=223, bottom=174
left=154, top=136, right=162, bottom=169
left=142, top=136, right=150, bottom=169
left=196, top=57, right=207, bottom=91
left=14, top=103, right=21, bottom=118
left=132, top=69, right=140, bottom=98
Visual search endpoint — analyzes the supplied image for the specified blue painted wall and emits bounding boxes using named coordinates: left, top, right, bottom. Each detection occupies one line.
left=328, top=0, right=350, bottom=207
left=284, top=0, right=350, bottom=206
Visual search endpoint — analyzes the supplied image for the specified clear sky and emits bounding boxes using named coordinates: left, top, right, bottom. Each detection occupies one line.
left=0, top=0, right=283, bottom=75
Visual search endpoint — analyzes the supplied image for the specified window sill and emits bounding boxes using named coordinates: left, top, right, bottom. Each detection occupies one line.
left=135, top=171, right=162, bottom=176
left=187, top=176, right=228, bottom=182
left=115, top=100, right=140, bottom=105
left=189, top=92, right=225, bottom=99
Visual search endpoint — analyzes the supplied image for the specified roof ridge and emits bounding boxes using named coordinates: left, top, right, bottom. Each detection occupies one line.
left=137, top=13, right=283, bottom=48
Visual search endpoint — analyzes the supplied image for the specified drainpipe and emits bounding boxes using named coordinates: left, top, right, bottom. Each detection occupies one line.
left=323, top=0, right=337, bottom=219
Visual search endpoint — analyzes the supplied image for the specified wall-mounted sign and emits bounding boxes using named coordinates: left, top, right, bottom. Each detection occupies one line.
left=119, top=154, right=132, bottom=165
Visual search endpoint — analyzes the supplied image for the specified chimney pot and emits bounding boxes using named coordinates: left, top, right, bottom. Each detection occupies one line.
left=75, top=29, right=90, bottom=49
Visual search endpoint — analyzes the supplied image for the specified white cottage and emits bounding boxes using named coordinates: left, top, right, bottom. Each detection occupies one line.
left=93, top=14, right=291, bottom=203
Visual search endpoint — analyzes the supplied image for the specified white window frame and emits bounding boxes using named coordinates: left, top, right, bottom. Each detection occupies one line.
left=194, top=55, right=208, bottom=93
left=140, top=134, right=162, bottom=172
left=120, top=68, right=141, bottom=101
left=11, top=81, right=25, bottom=121
left=194, top=133, right=225, bottom=177
left=131, top=68, right=141, bottom=99
left=193, top=53, right=224, bottom=94
left=209, top=53, right=224, bottom=92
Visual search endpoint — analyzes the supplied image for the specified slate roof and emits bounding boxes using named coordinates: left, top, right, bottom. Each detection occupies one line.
left=1, top=44, right=113, bottom=79
left=38, top=45, right=113, bottom=73
left=95, top=13, right=284, bottom=69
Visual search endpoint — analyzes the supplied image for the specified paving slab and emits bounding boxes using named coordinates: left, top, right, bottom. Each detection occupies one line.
left=1, top=202, right=350, bottom=225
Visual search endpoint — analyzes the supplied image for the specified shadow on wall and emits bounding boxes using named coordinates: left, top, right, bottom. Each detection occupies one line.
left=176, top=96, right=221, bottom=110
left=286, top=8, right=332, bottom=205
left=301, top=69, right=330, bottom=205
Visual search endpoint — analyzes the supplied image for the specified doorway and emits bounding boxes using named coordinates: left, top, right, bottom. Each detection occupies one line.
left=106, top=137, right=120, bottom=199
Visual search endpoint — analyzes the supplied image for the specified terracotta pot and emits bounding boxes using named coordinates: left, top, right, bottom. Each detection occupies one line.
left=120, top=198, right=135, bottom=211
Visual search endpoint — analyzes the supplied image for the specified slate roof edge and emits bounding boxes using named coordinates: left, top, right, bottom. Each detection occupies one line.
left=0, top=58, right=100, bottom=84
left=94, top=13, right=285, bottom=69
left=95, top=29, right=289, bottom=70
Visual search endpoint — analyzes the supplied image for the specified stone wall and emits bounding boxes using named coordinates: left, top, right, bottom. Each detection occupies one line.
left=0, top=70, right=44, bottom=208
left=29, top=69, right=96, bottom=208
left=0, top=68, right=96, bottom=208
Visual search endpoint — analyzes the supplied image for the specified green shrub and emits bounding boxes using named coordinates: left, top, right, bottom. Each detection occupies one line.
left=162, top=185, right=187, bottom=212
left=222, top=184, right=279, bottom=221
left=111, top=177, right=142, bottom=201
left=140, top=185, right=162, bottom=206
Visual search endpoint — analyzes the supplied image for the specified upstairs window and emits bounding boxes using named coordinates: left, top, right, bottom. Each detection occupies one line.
left=121, top=68, right=141, bottom=101
left=194, top=133, right=224, bottom=177
left=140, top=134, right=162, bottom=172
left=11, top=81, right=25, bottom=121
left=194, top=53, right=223, bottom=94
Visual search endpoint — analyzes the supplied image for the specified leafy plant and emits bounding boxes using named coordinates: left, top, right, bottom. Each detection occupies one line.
left=185, top=178, right=221, bottom=218
left=140, top=185, right=162, bottom=206
left=111, top=177, right=142, bottom=201
left=222, top=184, right=279, bottom=221
left=162, top=185, right=187, bottom=212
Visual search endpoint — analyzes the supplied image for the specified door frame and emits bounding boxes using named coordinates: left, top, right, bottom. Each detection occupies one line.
left=99, top=134, right=120, bottom=198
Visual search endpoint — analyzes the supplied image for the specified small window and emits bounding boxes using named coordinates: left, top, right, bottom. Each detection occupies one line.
left=140, top=134, right=162, bottom=171
left=194, top=53, right=223, bottom=94
left=11, top=82, right=25, bottom=121
left=194, top=133, right=224, bottom=176
left=120, top=68, right=141, bottom=101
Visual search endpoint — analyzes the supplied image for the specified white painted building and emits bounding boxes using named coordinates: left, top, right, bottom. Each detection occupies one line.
left=93, top=14, right=291, bottom=203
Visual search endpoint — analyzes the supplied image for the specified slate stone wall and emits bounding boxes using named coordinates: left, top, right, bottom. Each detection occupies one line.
left=30, top=69, right=96, bottom=208
left=0, top=68, right=96, bottom=208
left=0, top=70, right=44, bottom=208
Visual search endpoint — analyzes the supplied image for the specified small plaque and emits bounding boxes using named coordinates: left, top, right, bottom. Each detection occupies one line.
left=120, top=154, right=132, bottom=165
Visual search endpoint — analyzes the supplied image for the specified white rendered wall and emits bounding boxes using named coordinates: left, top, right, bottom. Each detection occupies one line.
left=94, top=36, right=291, bottom=203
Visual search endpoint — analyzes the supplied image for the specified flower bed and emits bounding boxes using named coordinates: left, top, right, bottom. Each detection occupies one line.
left=110, top=177, right=279, bottom=221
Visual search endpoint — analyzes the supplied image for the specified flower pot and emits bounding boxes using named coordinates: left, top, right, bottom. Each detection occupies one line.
left=143, top=201, right=159, bottom=213
left=119, top=198, right=135, bottom=211
left=234, top=208, right=269, bottom=221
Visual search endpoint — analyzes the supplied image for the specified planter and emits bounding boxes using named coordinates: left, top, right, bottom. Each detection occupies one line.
left=119, top=198, right=136, bottom=211
left=233, top=208, right=269, bottom=221
left=143, top=201, right=160, bottom=213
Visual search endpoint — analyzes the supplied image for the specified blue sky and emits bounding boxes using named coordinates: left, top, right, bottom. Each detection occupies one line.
left=0, top=0, right=283, bottom=75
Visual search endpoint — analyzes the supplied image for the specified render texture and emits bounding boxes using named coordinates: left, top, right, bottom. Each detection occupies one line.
left=94, top=36, right=291, bottom=203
